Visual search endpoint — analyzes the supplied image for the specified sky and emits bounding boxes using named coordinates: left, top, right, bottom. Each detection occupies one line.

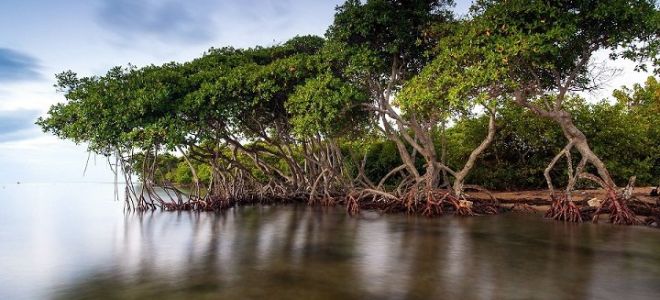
left=0, top=0, right=652, bottom=184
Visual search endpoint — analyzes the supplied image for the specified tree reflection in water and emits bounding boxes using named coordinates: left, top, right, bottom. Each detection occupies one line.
left=54, top=206, right=660, bottom=300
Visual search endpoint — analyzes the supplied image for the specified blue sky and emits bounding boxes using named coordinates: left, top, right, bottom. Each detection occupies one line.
left=0, top=0, right=650, bottom=184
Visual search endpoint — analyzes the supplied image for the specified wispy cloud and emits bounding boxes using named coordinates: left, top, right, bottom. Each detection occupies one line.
left=0, top=48, right=41, bottom=82
left=0, top=109, right=41, bottom=142
left=95, top=0, right=214, bottom=44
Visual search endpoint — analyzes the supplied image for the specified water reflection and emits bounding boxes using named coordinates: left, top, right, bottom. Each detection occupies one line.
left=54, top=207, right=660, bottom=300
left=1, top=184, right=659, bottom=300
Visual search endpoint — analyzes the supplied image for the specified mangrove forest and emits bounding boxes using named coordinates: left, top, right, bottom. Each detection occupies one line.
left=37, top=0, right=660, bottom=226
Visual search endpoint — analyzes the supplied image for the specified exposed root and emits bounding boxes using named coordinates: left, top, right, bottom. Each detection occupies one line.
left=440, top=190, right=474, bottom=216
left=421, top=189, right=445, bottom=217
left=308, top=194, right=337, bottom=207
left=592, top=190, right=640, bottom=225
left=545, top=194, right=582, bottom=223
left=463, top=185, right=499, bottom=205
left=418, top=189, right=479, bottom=217
left=454, top=199, right=475, bottom=216
left=643, top=199, right=660, bottom=227
left=419, top=188, right=501, bottom=217
left=403, top=187, right=419, bottom=214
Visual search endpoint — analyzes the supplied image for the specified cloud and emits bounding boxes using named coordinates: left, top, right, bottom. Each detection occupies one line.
left=0, top=109, right=41, bottom=142
left=231, top=0, right=293, bottom=23
left=96, top=0, right=214, bottom=44
left=0, top=48, right=41, bottom=82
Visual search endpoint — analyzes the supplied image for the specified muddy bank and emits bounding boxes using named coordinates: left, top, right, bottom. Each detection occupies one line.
left=470, top=187, right=659, bottom=204
left=465, top=187, right=660, bottom=227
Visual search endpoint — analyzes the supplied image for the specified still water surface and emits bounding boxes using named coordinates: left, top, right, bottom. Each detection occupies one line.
left=1, top=183, right=660, bottom=299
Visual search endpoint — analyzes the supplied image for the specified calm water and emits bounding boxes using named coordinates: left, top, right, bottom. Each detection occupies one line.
left=1, top=184, right=660, bottom=299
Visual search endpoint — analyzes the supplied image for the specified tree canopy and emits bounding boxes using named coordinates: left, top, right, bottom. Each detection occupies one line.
left=37, top=0, right=659, bottom=222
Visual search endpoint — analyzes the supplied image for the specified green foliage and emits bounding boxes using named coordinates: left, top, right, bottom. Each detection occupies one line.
left=37, top=1, right=660, bottom=194
left=399, top=19, right=510, bottom=118
left=287, top=73, right=368, bottom=138
left=363, top=139, right=404, bottom=185
left=447, top=90, right=660, bottom=190
left=326, top=0, right=453, bottom=85
left=470, top=0, right=660, bottom=88
left=329, top=1, right=451, bottom=60
left=167, top=162, right=194, bottom=185
left=38, top=35, right=327, bottom=153
left=130, top=153, right=180, bottom=183
left=446, top=102, right=564, bottom=190
left=611, top=76, right=660, bottom=184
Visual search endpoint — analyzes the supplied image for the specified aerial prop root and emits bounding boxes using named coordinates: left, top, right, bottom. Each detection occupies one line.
left=420, top=189, right=475, bottom=217
left=592, top=189, right=640, bottom=225
left=345, top=191, right=361, bottom=215
left=583, top=174, right=640, bottom=225
left=544, top=193, right=582, bottom=223
left=421, top=188, right=446, bottom=217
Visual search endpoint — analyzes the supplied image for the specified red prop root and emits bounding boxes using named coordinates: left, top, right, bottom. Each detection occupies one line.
left=545, top=194, right=582, bottom=223
left=421, top=189, right=445, bottom=217
left=592, top=190, right=639, bottom=225
left=346, top=193, right=360, bottom=216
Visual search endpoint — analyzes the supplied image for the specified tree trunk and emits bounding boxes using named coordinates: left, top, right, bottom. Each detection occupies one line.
left=554, top=111, right=616, bottom=189
left=425, top=163, right=440, bottom=191
left=178, top=146, right=201, bottom=197
left=452, top=110, right=497, bottom=196
left=440, top=121, right=449, bottom=187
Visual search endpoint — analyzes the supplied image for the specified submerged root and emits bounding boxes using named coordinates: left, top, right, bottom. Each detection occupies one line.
left=511, top=203, right=539, bottom=214
left=308, top=194, right=336, bottom=207
left=321, top=195, right=336, bottom=207
left=472, top=200, right=499, bottom=215
left=346, top=192, right=360, bottom=216
left=161, top=196, right=236, bottom=211
left=644, top=216, right=659, bottom=227
left=545, top=194, right=582, bottom=223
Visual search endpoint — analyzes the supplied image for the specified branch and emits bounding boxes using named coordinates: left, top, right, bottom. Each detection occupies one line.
left=555, top=48, right=592, bottom=110
left=514, top=89, right=555, bottom=118
left=453, top=106, right=497, bottom=187
left=545, top=141, right=575, bottom=193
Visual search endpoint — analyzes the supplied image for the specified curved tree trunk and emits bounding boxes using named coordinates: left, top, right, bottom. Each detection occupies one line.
left=452, top=109, right=497, bottom=197
left=554, top=111, right=616, bottom=189
left=440, top=120, right=450, bottom=187
left=523, top=104, right=638, bottom=224
left=178, top=146, right=202, bottom=197
left=515, top=92, right=618, bottom=191
left=425, top=163, right=440, bottom=191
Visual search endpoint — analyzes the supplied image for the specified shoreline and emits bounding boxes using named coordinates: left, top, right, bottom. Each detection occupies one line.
left=470, top=187, right=659, bottom=205
left=149, top=186, right=660, bottom=228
